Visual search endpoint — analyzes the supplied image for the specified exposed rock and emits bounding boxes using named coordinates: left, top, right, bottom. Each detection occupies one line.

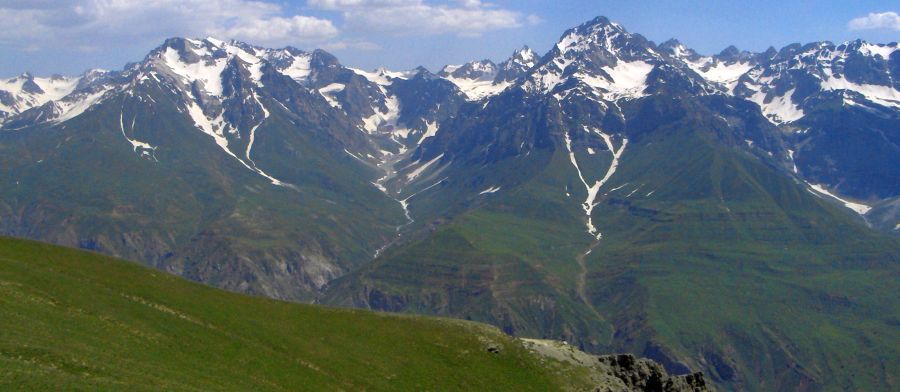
left=595, top=354, right=709, bottom=392
left=522, top=339, right=710, bottom=392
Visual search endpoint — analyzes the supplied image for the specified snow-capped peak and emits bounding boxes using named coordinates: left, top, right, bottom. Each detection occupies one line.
left=351, top=67, right=417, bottom=86
left=658, top=39, right=699, bottom=60
left=663, top=44, right=755, bottom=94
left=522, top=16, right=661, bottom=100
left=510, top=46, right=538, bottom=67
left=148, top=37, right=337, bottom=95
left=494, top=46, right=538, bottom=83
left=438, top=60, right=509, bottom=100
left=439, top=60, right=496, bottom=80
left=730, top=39, right=900, bottom=125
left=0, top=71, right=82, bottom=120
left=857, top=42, right=898, bottom=59
left=552, top=16, right=651, bottom=60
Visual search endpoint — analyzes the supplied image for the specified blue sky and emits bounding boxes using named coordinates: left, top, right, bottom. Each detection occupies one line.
left=1, top=0, right=897, bottom=77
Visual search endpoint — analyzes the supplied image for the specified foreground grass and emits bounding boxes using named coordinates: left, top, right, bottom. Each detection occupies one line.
left=0, top=236, right=589, bottom=391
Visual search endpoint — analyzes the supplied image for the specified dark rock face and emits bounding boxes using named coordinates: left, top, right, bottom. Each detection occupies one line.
left=595, top=354, right=710, bottom=392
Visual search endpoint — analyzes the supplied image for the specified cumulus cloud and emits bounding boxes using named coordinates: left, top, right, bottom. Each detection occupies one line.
left=308, top=0, right=531, bottom=37
left=0, top=0, right=338, bottom=51
left=322, top=40, right=383, bottom=51
left=848, top=11, right=900, bottom=31
left=209, top=15, right=338, bottom=43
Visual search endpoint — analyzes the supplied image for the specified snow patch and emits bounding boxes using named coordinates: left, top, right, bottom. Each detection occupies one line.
left=318, top=83, right=345, bottom=108
left=280, top=54, right=313, bottom=82
left=686, top=59, right=752, bottom=92
left=405, top=153, right=444, bottom=181
left=859, top=43, right=898, bottom=59
left=751, top=88, right=805, bottom=124
left=575, top=60, right=654, bottom=100
left=162, top=47, right=227, bottom=96
left=442, top=66, right=512, bottom=101
left=416, top=121, right=439, bottom=145
left=350, top=67, right=415, bottom=86
left=820, top=75, right=900, bottom=109
left=361, top=93, right=401, bottom=134
left=787, top=149, right=799, bottom=174
left=479, top=186, right=501, bottom=195
left=54, top=87, right=112, bottom=123
left=807, top=183, right=871, bottom=215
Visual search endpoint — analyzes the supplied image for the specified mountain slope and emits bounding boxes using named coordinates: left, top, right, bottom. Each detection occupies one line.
left=0, top=38, right=411, bottom=301
left=324, top=90, right=900, bottom=392
left=322, top=18, right=900, bottom=392
left=0, top=235, right=716, bottom=391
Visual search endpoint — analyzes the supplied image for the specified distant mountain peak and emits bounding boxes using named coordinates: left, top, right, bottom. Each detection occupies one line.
left=512, top=45, right=537, bottom=60
left=659, top=39, right=699, bottom=60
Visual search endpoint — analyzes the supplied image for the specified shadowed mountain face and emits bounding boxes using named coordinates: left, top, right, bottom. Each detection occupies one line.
left=1, top=16, right=898, bottom=391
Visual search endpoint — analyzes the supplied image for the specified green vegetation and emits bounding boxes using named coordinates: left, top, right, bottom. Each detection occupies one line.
left=325, top=97, right=900, bottom=391
left=0, top=236, right=593, bottom=391
left=0, top=84, right=407, bottom=301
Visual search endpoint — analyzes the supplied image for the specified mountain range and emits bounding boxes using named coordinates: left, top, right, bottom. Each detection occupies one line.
left=1, top=16, right=898, bottom=391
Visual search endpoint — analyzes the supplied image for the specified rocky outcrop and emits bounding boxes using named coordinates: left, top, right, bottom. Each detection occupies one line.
left=521, top=339, right=710, bottom=392
left=594, top=354, right=709, bottom=392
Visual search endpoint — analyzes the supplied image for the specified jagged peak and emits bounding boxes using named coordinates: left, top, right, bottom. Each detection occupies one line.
left=717, top=45, right=740, bottom=58
left=503, top=46, right=538, bottom=70
left=550, top=15, right=658, bottom=65
left=659, top=38, right=682, bottom=47
left=439, top=60, right=496, bottom=80
left=570, top=15, right=629, bottom=39
left=580, top=15, right=623, bottom=31
left=715, top=45, right=758, bottom=63
left=659, top=39, right=698, bottom=59
left=839, top=39, right=899, bottom=58
left=402, top=65, right=438, bottom=81
left=511, top=46, right=537, bottom=60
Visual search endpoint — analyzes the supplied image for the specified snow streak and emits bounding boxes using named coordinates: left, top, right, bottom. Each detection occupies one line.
left=118, top=109, right=158, bottom=161
left=564, top=126, right=628, bottom=239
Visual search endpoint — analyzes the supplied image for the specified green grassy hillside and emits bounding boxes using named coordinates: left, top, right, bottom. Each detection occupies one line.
left=0, top=236, right=595, bottom=391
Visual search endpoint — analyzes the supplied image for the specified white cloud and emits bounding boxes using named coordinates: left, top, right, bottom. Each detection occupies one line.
left=848, top=11, right=900, bottom=31
left=0, top=0, right=338, bottom=51
left=322, top=40, right=382, bottom=51
left=308, top=0, right=530, bottom=37
left=210, top=15, right=338, bottom=43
